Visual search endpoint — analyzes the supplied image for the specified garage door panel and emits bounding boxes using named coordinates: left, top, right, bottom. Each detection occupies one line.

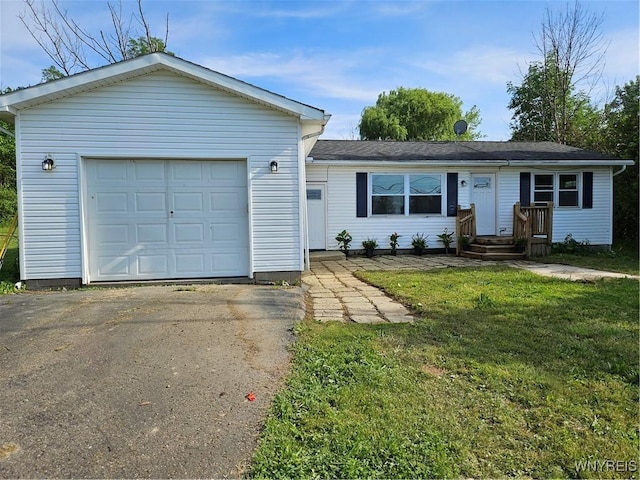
left=135, top=192, right=167, bottom=213
left=87, top=159, right=249, bottom=281
left=212, top=222, right=245, bottom=243
left=172, top=192, right=204, bottom=212
left=213, top=253, right=245, bottom=273
left=134, top=161, right=165, bottom=182
left=98, top=255, right=130, bottom=276
left=208, top=162, right=246, bottom=184
left=175, top=253, right=206, bottom=274
left=97, top=224, right=130, bottom=246
left=171, top=162, right=204, bottom=182
left=136, top=224, right=167, bottom=244
left=93, top=160, right=129, bottom=182
left=96, top=192, right=128, bottom=213
left=211, top=191, right=245, bottom=213
left=173, top=223, right=204, bottom=243
left=138, top=255, right=169, bottom=275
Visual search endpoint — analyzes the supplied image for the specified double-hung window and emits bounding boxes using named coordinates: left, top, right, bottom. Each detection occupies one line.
left=533, top=173, right=580, bottom=207
left=371, top=174, right=442, bottom=215
left=371, top=174, right=405, bottom=215
left=558, top=174, right=579, bottom=207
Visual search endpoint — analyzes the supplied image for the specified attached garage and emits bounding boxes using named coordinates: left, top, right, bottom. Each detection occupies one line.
left=0, top=53, right=329, bottom=288
left=86, top=159, right=249, bottom=282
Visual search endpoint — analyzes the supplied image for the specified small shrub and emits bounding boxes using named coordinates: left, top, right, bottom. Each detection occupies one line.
left=411, top=233, right=428, bottom=249
left=335, top=230, right=352, bottom=255
left=436, top=228, right=454, bottom=253
left=362, top=238, right=378, bottom=258
left=552, top=234, right=592, bottom=255
left=389, top=232, right=401, bottom=254
left=361, top=238, right=378, bottom=249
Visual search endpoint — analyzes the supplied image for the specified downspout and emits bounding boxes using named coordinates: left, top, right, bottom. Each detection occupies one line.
left=613, top=165, right=627, bottom=177
left=0, top=126, right=15, bottom=138
left=300, top=119, right=328, bottom=272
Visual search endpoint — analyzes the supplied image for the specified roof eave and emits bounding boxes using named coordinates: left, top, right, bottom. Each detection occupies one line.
left=306, top=158, right=635, bottom=167
left=0, top=53, right=327, bottom=121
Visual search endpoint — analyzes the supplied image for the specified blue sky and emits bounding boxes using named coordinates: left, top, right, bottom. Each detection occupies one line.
left=1, top=0, right=638, bottom=140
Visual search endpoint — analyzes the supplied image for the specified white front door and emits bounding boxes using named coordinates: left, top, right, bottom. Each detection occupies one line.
left=471, top=173, right=496, bottom=236
left=306, top=183, right=326, bottom=250
left=86, top=159, right=249, bottom=281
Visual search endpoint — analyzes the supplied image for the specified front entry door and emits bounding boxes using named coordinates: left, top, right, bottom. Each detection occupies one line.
left=471, top=173, right=496, bottom=236
left=306, top=183, right=327, bottom=250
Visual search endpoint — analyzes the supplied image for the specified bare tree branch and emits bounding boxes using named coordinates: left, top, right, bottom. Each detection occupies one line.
left=20, top=0, right=171, bottom=78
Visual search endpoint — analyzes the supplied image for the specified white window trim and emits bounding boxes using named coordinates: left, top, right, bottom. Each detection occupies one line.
left=370, top=173, right=444, bottom=216
left=532, top=172, right=582, bottom=208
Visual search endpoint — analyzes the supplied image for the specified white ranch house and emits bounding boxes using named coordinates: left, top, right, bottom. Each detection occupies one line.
left=0, top=53, right=632, bottom=288
left=306, top=140, right=632, bottom=256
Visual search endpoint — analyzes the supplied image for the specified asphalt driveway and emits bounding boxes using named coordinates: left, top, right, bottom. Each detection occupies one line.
left=0, top=284, right=303, bottom=478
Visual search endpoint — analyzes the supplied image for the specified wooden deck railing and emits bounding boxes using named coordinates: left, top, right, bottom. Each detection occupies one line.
left=456, top=204, right=475, bottom=256
left=513, top=202, right=553, bottom=257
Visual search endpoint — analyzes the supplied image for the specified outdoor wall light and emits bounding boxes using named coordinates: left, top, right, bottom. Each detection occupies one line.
left=460, top=180, right=467, bottom=187
left=270, top=160, right=278, bottom=173
left=42, top=155, right=55, bottom=171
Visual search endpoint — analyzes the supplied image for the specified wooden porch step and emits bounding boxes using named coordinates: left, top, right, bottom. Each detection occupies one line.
left=474, top=236, right=515, bottom=245
left=461, top=250, right=526, bottom=261
left=462, top=236, right=526, bottom=261
left=470, top=244, right=519, bottom=254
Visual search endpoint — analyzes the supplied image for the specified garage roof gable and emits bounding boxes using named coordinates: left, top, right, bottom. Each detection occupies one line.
left=0, top=53, right=329, bottom=123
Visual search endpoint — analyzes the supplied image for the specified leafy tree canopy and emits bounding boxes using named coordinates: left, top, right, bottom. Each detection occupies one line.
left=358, top=87, right=482, bottom=141
left=605, top=77, right=639, bottom=242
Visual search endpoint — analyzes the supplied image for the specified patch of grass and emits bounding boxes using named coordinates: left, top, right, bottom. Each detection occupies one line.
left=534, top=241, right=639, bottom=276
left=249, top=267, right=639, bottom=479
left=0, top=225, right=19, bottom=285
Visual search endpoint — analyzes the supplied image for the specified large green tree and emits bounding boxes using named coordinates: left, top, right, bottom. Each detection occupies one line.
left=358, top=87, right=482, bottom=141
left=604, top=77, right=639, bottom=243
left=507, top=58, right=604, bottom=149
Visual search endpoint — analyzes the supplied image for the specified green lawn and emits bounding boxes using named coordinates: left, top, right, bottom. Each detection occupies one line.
left=249, top=267, right=639, bottom=479
left=0, top=225, right=19, bottom=290
left=532, top=242, right=639, bottom=276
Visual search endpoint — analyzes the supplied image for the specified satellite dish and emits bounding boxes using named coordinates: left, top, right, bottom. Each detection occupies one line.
left=453, top=119, right=468, bottom=136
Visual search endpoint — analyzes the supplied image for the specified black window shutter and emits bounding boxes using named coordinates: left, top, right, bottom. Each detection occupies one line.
left=520, top=172, right=531, bottom=206
left=446, top=173, right=458, bottom=216
left=356, top=172, right=368, bottom=217
left=583, top=172, right=593, bottom=209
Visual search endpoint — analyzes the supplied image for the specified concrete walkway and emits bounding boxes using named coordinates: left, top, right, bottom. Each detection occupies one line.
left=303, top=253, right=638, bottom=324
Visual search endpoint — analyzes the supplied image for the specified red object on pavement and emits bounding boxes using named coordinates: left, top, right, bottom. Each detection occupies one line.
left=246, top=392, right=256, bottom=401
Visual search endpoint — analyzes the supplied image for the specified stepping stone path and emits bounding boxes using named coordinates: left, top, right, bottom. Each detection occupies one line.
left=303, top=254, right=493, bottom=324
left=303, top=254, right=638, bottom=324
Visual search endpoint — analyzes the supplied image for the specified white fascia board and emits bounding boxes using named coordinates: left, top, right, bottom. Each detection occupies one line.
left=306, top=159, right=635, bottom=167
left=506, top=159, right=635, bottom=167
left=305, top=159, right=510, bottom=167
left=0, top=56, right=161, bottom=110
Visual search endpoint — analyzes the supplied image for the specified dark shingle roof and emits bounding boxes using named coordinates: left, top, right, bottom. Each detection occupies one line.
left=309, top=140, right=627, bottom=163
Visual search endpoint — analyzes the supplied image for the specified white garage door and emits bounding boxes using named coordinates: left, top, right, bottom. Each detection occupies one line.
left=86, top=159, right=249, bottom=282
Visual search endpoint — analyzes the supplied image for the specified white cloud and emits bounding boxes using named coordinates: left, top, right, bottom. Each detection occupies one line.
left=199, top=50, right=388, bottom=102
left=414, top=45, right=538, bottom=87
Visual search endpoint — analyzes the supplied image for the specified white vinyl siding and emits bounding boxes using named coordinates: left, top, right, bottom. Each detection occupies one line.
left=309, top=165, right=614, bottom=251
left=497, top=168, right=612, bottom=244
left=17, top=71, right=302, bottom=280
left=309, top=165, right=457, bottom=251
